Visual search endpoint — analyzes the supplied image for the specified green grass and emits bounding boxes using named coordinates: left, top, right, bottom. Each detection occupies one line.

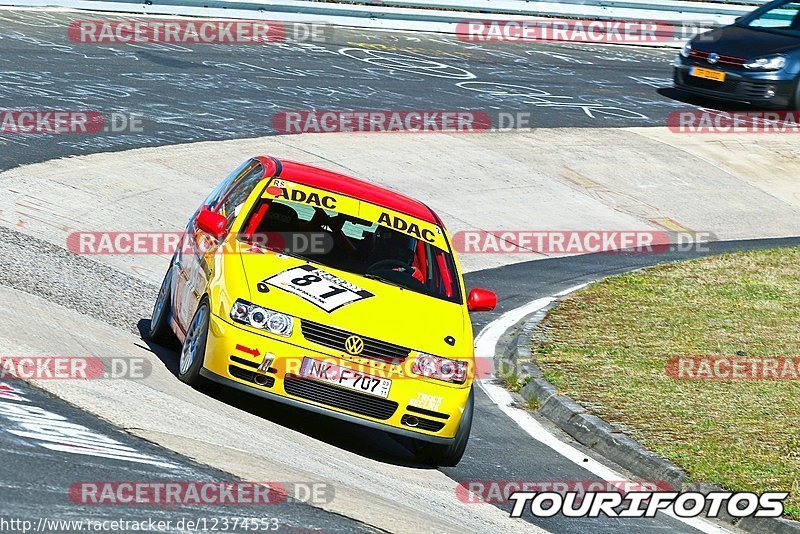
left=530, top=248, right=800, bottom=520
left=498, top=371, right=525, bottom=393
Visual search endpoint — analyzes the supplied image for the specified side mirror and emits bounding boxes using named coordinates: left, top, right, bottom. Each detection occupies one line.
left=196, top=207, right=227, bottom=239
left=467, top=288, right=497, bottom=312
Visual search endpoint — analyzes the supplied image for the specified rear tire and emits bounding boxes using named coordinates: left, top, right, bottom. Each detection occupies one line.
left=178, top=300, right=210, bottom=388
left=149, top=267, right=177, bottom=346
left=413, top=387, right=474, bottom=467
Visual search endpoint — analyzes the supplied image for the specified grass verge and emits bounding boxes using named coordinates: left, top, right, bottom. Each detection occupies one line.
left=530, top=248, right=800, bottom=519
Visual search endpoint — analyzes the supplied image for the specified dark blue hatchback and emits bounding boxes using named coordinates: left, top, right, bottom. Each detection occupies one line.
left=674, top=0, right=800, bottom=109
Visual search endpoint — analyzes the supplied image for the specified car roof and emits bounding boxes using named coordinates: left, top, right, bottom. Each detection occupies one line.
left=257, top=156, right=440, bottom=225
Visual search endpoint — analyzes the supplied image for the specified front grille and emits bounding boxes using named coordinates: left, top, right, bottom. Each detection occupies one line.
left=407, top=405, right=450, bottom=420
left=679, top=71, right=778, bottom=100
left=230, top=355, right=275, bottom=374
left=284, top=375, right=398, bottom=420
left=401, top=414, right=445, bottom=432
left=231, top=356, right=258, bottom=368
left=681, top=73, right=738, bottom=93
left=229, top=365, right=275, bottom=388
left=300, top=320, right=411, bottom=363
left=689, top=50, right=746, bottom=68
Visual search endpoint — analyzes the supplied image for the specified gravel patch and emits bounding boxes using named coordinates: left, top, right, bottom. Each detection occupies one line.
left=0, top=226, right=158, bottom=336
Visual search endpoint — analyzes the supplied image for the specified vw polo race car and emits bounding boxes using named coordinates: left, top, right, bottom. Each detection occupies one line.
left=149, top=156, right=497, bottom=466
left=674, top=0, right=800, bottom=109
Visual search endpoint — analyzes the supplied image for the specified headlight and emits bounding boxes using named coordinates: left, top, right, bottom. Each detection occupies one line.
left=230, top=299, right=294, bottom=337
left=744, top=55, right=787, bottom=71
left=680, top=42, right=692, bottom=58
left=411, top=353, right=469, bottom=384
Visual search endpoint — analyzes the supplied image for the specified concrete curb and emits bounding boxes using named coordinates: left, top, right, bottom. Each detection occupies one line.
left=500, top=294, right=800, bottom=533
left=8, top=0, right=709, bottom=48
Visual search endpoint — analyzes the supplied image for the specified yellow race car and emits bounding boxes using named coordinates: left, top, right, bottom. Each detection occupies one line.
left=149, top=156, right=497, bottom=466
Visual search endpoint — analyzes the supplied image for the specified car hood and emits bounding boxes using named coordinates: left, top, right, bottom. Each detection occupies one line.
left=234, top=247, right=470, bottom=357
left=695, top=24, right=800, bottom=58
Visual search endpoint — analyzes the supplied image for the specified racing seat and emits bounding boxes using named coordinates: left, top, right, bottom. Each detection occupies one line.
left=245, top=202, right=300, bottom=250
left=368, top=230, right=426, bottom=289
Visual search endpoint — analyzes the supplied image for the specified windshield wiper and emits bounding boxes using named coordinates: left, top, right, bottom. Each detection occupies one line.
left=239, top=238, right=313, bottom=262
left=363, top=273, right=407, bottom=290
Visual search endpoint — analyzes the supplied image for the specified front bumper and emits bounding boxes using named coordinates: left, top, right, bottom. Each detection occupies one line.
left=202, top=313, right=471, bottom=444
left=673, top=63, right=796, bottom=108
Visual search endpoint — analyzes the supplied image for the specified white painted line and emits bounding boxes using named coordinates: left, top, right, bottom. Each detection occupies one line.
left=0, top=381, right=178, bottom=469
left=474, top=296, right=555, bottom=363
left=474, top=289, right=732, bottom=534
left=554, top=282, right=589, bottom=297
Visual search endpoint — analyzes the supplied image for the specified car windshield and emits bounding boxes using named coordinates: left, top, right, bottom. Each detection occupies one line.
left=238, top=197, right=462, bottom=304
left=741, top=0, right=800, bottom=36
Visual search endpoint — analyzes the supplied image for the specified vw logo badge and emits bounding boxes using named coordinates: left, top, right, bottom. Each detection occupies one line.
left=707, top=53, right=720, bottom=65
left=345, top=335, right=364, bottom=356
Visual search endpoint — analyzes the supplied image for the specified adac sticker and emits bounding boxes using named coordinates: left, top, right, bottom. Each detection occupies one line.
left=361, top=204, right=448, bottom=250
left=262, top=265, right=373, bottom=313
left=264, top=181, right=357, bottom=214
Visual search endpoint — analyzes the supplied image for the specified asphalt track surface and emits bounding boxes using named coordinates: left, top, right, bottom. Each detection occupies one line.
left=0, top=7, right=792, bottom=534
left=0, top=8, right=705, bottom=172
left=0, top=380, right=378, bottom=532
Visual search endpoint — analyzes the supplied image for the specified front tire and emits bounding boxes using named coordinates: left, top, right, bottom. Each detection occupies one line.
left=149, top=267, right=176, bottom=346
left=413, top=387, right=474, bottom=467
left=178, top=300, right=210, bottom=388
left=790, top=77, right=800, bottom=111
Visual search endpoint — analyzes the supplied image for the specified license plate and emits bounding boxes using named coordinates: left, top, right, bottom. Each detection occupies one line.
left=299, top=357, right=391, bottom=399
left=690, top=66, right=726, bottom=82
